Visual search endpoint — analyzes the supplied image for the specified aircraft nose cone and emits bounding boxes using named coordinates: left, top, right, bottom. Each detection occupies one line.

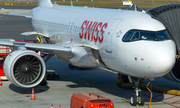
left=150, top=40, right=176, bottom=76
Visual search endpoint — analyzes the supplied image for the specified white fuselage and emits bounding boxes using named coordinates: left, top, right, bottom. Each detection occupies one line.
left=31, top=5, right=176, bottom=78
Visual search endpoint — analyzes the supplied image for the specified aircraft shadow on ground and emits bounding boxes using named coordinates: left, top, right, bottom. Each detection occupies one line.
left=9, top=84, right=49, bottom=94
left=48, top=67, right=165, bottom=103
left=44, top=56, right=180, bottom=103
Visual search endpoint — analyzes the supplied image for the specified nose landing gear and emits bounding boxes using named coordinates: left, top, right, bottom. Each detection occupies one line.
left=117, top=73, right=145, bottom=106
left=130, top=78, right=145, bottom=106
left=130, top=92, right=144, bottom=106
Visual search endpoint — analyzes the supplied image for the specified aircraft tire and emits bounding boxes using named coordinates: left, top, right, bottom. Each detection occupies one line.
left=130, top=94, right=137, bottom=106
left=138, top=94, right=144, bottom=106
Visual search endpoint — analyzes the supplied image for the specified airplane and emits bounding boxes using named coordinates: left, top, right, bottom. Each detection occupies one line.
left=0, top=0, right=177, bottom=106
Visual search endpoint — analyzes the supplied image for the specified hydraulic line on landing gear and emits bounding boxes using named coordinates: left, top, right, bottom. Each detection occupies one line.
left=146, top=81, right=152, bottom=108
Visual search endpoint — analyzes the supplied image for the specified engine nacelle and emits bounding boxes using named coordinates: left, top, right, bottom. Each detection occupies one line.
left=4, top=50, right=46, bottom=88
left=163, top=58, right=180, bottom=82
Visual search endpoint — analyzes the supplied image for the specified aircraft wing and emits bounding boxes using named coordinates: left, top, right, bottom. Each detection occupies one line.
left=0, top=40, right=73, bottom=57
left=0, top=13, right=32, bottom=18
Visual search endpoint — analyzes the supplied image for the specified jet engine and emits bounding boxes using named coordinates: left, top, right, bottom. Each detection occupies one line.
left=4, top=50, right=46, bottom=88
left=164, top=58, right=180, bottom=83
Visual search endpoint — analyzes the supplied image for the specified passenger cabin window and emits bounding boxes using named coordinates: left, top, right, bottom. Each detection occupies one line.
left=122, top=30, right=170, bottom=42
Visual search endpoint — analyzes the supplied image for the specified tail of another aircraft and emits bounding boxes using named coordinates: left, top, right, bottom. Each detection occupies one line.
left=38, top=0, right=53, bottom=7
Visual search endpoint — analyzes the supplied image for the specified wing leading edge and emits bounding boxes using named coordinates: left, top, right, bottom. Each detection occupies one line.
left=0, top=40, right=73, bottom=58
left=0, top=13, right=32, bottom=18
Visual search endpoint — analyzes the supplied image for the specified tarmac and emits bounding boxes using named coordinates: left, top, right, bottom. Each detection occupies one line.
left=0, top=7, right=179, bottom=108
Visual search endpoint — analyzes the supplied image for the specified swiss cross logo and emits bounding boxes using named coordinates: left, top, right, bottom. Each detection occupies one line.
left=79, top=20, right=108, bottom=43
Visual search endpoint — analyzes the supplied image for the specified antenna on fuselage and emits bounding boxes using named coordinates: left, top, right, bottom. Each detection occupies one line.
left=70, top=0, right=73, bottom=7
left=122, top=0, right=145, bottom=12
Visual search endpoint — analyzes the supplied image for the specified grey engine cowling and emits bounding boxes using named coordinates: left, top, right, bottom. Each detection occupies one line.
left=4, top=50, right=46, bottom=88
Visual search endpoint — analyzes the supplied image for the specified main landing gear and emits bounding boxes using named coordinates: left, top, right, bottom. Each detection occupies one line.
left=130, top=78, right=144, bottom=106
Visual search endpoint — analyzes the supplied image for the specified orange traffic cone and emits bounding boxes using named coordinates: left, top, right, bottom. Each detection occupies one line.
left=59, top=104, right=61, bottom=108
left=0, top=77, right=2, bottom=86
left=50, top=104, right=53, bottom=108
left=30, top=88, right=36, bottom=100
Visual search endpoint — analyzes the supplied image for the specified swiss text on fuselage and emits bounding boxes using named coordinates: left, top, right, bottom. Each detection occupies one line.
left=79, top=20, right=108, bottom=43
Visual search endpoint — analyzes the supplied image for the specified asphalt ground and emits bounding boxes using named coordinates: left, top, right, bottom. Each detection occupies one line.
left=0, top=8, right=180, bottom=108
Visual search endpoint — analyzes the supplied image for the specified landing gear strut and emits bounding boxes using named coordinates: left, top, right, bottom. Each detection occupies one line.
left=130, top=78, right=144, bottom=106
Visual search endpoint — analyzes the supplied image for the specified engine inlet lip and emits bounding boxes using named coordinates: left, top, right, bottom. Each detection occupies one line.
left=10, top=51, right=46, bottom=88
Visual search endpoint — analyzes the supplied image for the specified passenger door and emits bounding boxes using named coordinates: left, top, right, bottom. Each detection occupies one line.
left=105, top=19, right=122, bottom=53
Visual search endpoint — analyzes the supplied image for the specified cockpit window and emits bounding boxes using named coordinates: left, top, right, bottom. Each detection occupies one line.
left=129, top=31, right=140, bottom=41
left=141, top=31, right=157, bottom=41
left=122, top=30, right=133, bottom=41
left=122, top=29, right=170, bottom=42
left=157, top=30, right=169, bottom=40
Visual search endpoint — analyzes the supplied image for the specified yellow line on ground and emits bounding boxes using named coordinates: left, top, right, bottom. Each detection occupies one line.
left=121, top=98, right=180, bottom=106
left=77, top=80, right=89, bottom=85
left=147, top=102, right=180, bottom=105
left=97, top=88, right=110, bottom=94
left=122, top=98, right=130, bottom=103
left=61, top=73, right=70, bottom=77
